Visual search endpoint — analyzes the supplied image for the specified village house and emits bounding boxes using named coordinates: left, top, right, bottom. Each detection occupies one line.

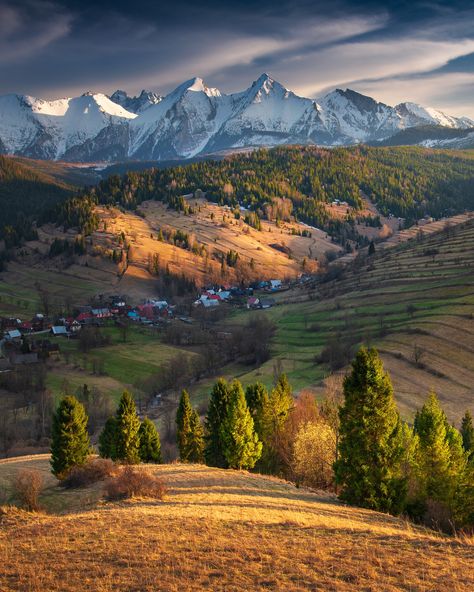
left=5, top=329, right=22, bottom=341
left=51, top=325, right=69, bottom=337
left=259, top=297, right=276, bottom=309
left=269, top=279, right=282, bottom=291
left=247, top=296, right=260, bottom=310
left=91, top=307, right=112, bottom=319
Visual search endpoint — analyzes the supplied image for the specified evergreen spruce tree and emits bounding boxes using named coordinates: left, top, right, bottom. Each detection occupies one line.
left=245, top=382, right=269, bottom=439
left=138, top=417, right=162, bottom=463
left=204, top=378, right=231, bottom=467
left=187, top=409, right=205, bottom=463
left=414, top=392, right=467, bottom=505
left=50, top=395, right=91, bottom=479
left=98, top=416, right=117, bottom=459
left=114, top=390, right=141, bottom=464
left=461, top=410, right=474, bottom=460
left=259, top=374, right=293, bottom=474
left=176, top=390, right=205, bottom=463
left=176, top=390, right=193, bottom=461
left=334, top=347, right=406, bottom=513
left=220, top=381, right=262, bottom=470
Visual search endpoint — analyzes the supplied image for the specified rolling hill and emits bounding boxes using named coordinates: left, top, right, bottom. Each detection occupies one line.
left=1, top=456, right=473, bottom=591
left=226, top=215, right=474, bottom=423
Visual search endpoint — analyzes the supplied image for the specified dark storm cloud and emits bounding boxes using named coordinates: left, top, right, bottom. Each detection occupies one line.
left=1, top=0, right=474, bottom=115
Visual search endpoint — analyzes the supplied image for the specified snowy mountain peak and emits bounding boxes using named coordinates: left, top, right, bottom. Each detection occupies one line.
left=110, top=89, right=162, bottom=114
left=0, top=75, right=473, bottom=162
left=395, top=101, right=473, bottom=129
left=185, top=77, right=222, bottom=97
left=250, top=73, right=289, bottom=96
left=253, top=72, right=274, bottom=89
left=324, top=88, right=386, bottom=113
left=187, top=77, right=205, bottom=92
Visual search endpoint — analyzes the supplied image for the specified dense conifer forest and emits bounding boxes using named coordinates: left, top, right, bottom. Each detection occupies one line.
left=0, top=156, right=74, bottom=247
left=3, top=146, right=474, bottom=247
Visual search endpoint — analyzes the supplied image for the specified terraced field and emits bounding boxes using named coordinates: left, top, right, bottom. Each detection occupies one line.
left=222, top=218, right=474, bottom=423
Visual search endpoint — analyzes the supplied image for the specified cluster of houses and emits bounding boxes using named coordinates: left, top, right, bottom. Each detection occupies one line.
left=72, top=297, right=174, bottom=328
left=194, top=279, right=285, bottom=310
left=1, top=296, right=175, bottom=340
left=0, top=314, right=62, bottom=369
left=0, top=295, right=175, bottom=370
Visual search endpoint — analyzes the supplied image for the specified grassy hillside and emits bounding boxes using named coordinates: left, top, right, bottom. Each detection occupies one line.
left=216, top=216, right=474, bottom=423
left=1, top=457, right=473, bottom=591
left=2, top=214, right=472, bottom=422
left=91, top=199, right=341, bottom=285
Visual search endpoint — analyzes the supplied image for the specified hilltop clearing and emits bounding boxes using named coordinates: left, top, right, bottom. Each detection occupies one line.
left=1, top=457, right=473, bottom=591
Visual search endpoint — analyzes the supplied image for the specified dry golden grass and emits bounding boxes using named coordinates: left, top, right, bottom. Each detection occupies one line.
left=93, top=199, right=340, bottom=286
left=1, top=457, right=473, bottom=591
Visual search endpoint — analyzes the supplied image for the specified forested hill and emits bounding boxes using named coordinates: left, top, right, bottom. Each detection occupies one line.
left=3, top=146, right=474, bottom=247
left=0, top=156, right=77, bottom=246
left=68, top=146, right=474, bottom=231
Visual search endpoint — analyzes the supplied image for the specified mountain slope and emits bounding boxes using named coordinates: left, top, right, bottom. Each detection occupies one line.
left=0, top=155, right=75, bottom=228
left=1, top=74, right=472, bottom=161
left=251, top=216, right=474, bottom=422
left=0, top=93, right=136, bottom=161
left=109, top=89, right=162, bottom=114
left=1, top=458, right=473, bottom=592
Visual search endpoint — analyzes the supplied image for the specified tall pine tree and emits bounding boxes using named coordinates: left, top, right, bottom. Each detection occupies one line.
left=461, top=410, right=474, bottom=460
left=334, top=347, right=406, bottom=513
left=245, top=382, right=269, bottom=440
left=114, top=390, right=141, bottom=464
left=259, top=374, right=293, bottom=474
left=50, top=396, right=91, bottom=479
left=414, top=392, right=467, bottom=505
left=176, top=390, right=193, bottom=461
left=98, top=416, right=117, bottom=459
left=187, top=409, right=205, bottom=463
left=220, top=381, right=262, bottom=470
left=205, top=378, right=231, bottom=467
left=138, top=418, right=162, bottom=463
left=176, top=390, right=204, bottom=463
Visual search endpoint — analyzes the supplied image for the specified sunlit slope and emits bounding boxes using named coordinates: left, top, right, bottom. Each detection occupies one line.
left=261, top=218, right=474, bottom=421
left=1, top=457, right=473, bottom=591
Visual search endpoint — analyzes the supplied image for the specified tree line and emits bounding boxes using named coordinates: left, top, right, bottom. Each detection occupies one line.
left=175, top=348, right=474, bottom=531
left=50, top=391, right=161, bottom=479
left=49, top=346, right=474, bottom=532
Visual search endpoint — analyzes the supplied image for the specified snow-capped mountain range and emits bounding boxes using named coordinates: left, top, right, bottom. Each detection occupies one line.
left=0, top=74, right=472, bottom=162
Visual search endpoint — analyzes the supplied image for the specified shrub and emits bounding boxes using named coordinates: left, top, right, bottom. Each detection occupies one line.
left=293, top=421, right=336, bottom=489
left=104, top=466, right=166, bottom=501
left=13, top=469, right=43, bottom=511
left=317, top=337, right=355, bottom=371
left=62, top=458, right=116, bottom=489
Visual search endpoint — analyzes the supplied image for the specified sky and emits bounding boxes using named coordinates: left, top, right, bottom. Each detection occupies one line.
left=1, top=0, right=474, bottom=116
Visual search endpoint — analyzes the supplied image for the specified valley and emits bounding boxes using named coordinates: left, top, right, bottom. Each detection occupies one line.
left=3, top=4, right=474, bottom=590
left=0, top=145, right=473, bottom=466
